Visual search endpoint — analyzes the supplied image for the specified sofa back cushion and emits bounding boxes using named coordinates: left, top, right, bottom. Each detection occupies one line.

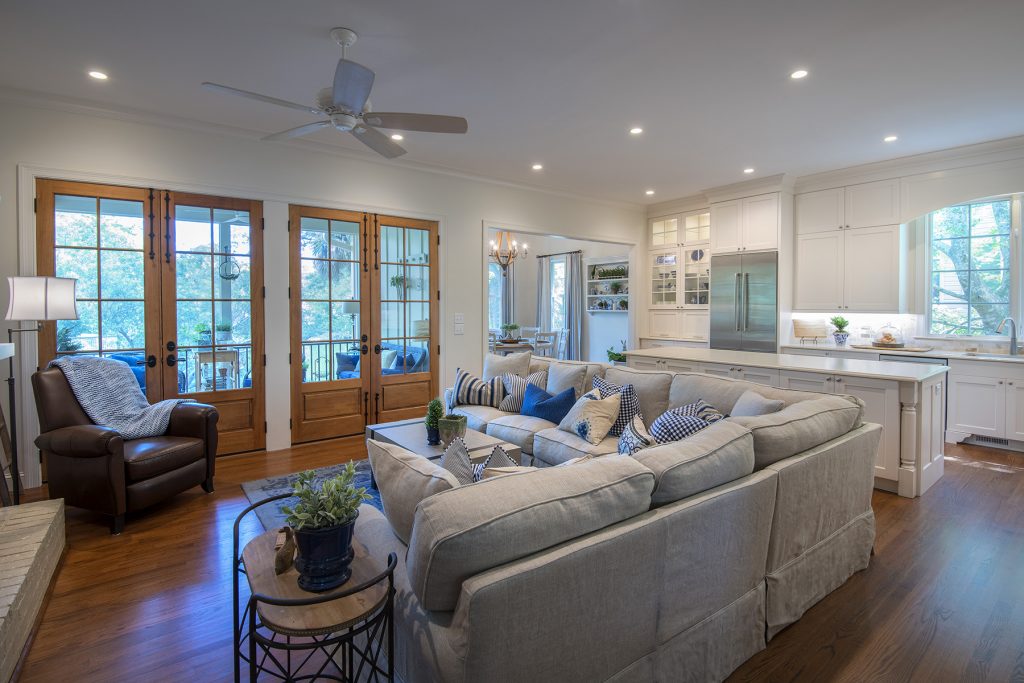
left=406, top=457, right=655, bottom=611
left=633, top=421, right=754, bottom=505
left=483, top=351, right=532, bottom=380
left=603, top=367, right=673, bottom=429
left=668, top=372, right=831, bottom=415
left=728, top=395, right=864, bottom=469
left=366, top=439, right=460, bottom=544
left=529, top=357, right=609, bottom=394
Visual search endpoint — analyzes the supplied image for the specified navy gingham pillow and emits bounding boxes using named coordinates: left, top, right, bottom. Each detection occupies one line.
left=675, top=399, right=726, bottom=424
left=593, top=376, right=643, bottom=436
left=649, top=408, right=712, bottom=444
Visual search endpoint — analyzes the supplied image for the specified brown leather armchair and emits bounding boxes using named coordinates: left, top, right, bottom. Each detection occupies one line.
left=32, top=366, right=219, bottom=534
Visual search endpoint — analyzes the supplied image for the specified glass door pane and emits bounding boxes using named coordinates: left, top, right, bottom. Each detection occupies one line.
left=650, top=251, right=678, bottom=307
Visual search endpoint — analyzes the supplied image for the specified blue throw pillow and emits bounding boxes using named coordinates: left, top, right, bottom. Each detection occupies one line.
left=521, top=383, right=577, bottom=424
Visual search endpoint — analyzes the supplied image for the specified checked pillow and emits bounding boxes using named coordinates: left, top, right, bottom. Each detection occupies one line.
left=593, top=375, right=643, bottom=436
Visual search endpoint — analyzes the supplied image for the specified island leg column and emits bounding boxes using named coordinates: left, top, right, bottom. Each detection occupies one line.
left=897, top=382, right=920, bottom=498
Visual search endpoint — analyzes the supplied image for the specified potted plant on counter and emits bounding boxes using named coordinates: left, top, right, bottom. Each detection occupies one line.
left=438, top=413, right=468, bottom=447
left=830, top=315, right=850, bottom=347
left=283, top=464, right=371, bottom=592
left=425, top=398, right=443, bottom=445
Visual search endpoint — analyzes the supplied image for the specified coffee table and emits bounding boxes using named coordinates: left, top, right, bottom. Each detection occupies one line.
left=365, top=418, right=523, bottom=469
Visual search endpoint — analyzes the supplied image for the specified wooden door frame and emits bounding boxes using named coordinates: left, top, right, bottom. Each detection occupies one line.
left=161, top=191, right=266, bottom=453
left=289, top=205, right=372, bottom=443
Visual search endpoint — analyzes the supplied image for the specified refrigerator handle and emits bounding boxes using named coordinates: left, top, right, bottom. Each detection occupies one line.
left=743, top=272, right=750, bottom=331
left=734, top=272, right=742, bottom=331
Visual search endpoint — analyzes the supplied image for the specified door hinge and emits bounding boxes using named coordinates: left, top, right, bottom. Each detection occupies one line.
left=33, top=197, right=37, bottom=213
left=437, top=233, right=440, bottom=246
left=263, top=421, right=267, bottom=433
left=437, top=344, right=441, bottom=355
left=289, top=418, right=293, bottom=429
left=261, top=217, right=265, bottom=231
left=288, top=353, right=292, bottom=364
left=437, top=289, right=441, bottom=301
left=262, top=354, right=266, bottom=366
left=261, top=286, right=266, bottom=299
left=287, top=286, right=291, bottom=299
left=287, top=219, right=290, bottom=232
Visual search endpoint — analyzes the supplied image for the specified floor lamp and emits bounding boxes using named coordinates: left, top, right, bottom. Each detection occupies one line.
left=5, top=276, right=78, bottom=505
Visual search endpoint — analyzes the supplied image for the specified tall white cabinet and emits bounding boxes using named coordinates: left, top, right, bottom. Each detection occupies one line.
left=710, top=193, right=780, bottom=254
left=645, top=210, right=711, bottom=342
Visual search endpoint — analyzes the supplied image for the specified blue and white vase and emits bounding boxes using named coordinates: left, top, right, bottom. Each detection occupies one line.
left=833, top=331, right=850, bottom=346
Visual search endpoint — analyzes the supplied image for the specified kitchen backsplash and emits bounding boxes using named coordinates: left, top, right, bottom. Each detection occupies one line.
left=785, top=313, right=1013, bottom=353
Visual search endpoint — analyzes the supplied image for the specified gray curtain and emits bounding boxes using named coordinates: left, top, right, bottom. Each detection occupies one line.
left=565, top=252, right=584, bottom=360
left=536, top=255, right=551, bottom=331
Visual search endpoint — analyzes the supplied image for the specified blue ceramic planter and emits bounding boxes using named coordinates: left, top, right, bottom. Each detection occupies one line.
left=833, top=332, right=850, bottom=346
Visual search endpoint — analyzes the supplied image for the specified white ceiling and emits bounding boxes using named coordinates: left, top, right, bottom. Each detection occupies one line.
left=3, top=0, right=1024, bottom=204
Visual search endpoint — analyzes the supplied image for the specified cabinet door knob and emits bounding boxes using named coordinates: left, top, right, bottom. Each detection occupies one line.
left=846, top=225, right=850, bottom=229
left=999, top=380, right=1004, bottom=385
left=1010, top=382, right=1014, bottom=386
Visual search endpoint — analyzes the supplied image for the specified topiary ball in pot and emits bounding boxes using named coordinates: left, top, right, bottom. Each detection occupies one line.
left=425, top=398, right=444, bottom=445
left=282, top=464, right=371, bottom=592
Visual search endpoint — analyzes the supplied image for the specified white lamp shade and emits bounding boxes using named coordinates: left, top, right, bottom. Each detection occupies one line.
left=6, top=276, right=79, bottom=321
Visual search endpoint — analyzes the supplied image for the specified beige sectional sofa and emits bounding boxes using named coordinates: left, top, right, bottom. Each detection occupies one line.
left=361, top=358, right=881, bottom=682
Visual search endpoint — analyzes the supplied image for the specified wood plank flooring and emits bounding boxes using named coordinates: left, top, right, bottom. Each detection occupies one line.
left=15, top=440, right=1024, bottom=682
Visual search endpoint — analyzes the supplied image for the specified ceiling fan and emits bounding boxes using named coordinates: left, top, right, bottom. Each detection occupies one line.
left=202, top=27, right=468, bottom=159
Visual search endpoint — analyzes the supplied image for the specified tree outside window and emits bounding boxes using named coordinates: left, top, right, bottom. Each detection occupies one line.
left=550, top=257, right=566, bottom=331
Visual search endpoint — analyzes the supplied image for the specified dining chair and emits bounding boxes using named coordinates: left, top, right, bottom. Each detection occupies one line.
left=488, top=330, right=498, bottom=352
left=556, top=329, right=569, bottom=360
left=534, top=331, right=556, bottom=357
left=520, top=326, right=540, bottom=344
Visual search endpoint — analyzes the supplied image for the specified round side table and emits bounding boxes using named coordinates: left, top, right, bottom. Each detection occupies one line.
left=233, top=494, right=396, bottom=682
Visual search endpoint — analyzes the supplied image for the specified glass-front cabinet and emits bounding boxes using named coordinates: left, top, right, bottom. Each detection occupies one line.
left=649, top=249, right=678, bottom=308
left=647, top=210, right=712, bottom=339
left=650, top=216, right=679, bottom=247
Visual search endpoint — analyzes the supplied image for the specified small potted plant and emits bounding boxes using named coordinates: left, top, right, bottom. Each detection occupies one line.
left=438, top=413, right=468, bottom=447
left=283, top=464, right=371, bottom=592
left=830, top=315, right=850, bottom=346
left=389, top=274, right=407, bottom=295
left=215, top=321, right=233, bottom=343
left=499, top=323, right=520, bottom=341
left=194, top=322, right=212, bottom=346
left=425, top=398, right=443, bottom=445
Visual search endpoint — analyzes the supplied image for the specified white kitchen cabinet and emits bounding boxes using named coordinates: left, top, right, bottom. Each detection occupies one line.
left=639, top=338, right=709, bottom=350
left=663, top=359, right=702, bottom=373
left=629, top=356, right=664, bottom=371
left=741, top=193, right=780, bottom=251
left=629, top=356, right=701, bottom=374
left=649, top=215, right=680, bottom=248
left=948, top=374, right=1005, bottom=438
left=779, top=370, right=834, bottom=392
left=701, top=363, right=778, bottom=386
left=794, top=224, right=903, bottom=312
left=795, top=187, right=845, bottom=235
left=844, top=179, right=900, bottom=228
left=795, top=232, right=844, bottom=310
left=710, top=200, right=741, bottom=254
left=1006, top=380, right=1024, bottom=441
left=680, top=310, right=708, bottom=341
left=649, top=248, right=679, bottom=308
left=648, top=309, right=681, bottom=338
left=843, top=224, right=902, bottom=311
left=700, top=362, right=734, bottom=380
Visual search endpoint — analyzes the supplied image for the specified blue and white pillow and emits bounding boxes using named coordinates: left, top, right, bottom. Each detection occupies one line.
left=498, top=370, right=548, bottom=412
left=618, top=415, right=655, bottom=456
left=649, top=408, right=712, bottom=444
left=451, top=368, right=506, bottom=409
left=593, top=376, right=643, bottom=436
left=472, top=445, right=519, bottom=481
left=675, top=399, right=726, bottom=424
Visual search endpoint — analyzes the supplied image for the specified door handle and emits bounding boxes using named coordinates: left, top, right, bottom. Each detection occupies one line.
left=743, top=273, right=750, bottom=331
left=166, top=354, right=177, bottom=367
left=361, top=344, right=368, bottom=355
left=374, top=343, right=381, bottom=355
left=138, top=355, right=157, bottom=368
left=735, top=273, right=742, bottom=331
left=166, top=340, right=177, bottom=351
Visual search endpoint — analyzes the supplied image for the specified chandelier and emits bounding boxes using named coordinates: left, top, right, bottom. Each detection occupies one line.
left=488, top=231, right=528, bottom=275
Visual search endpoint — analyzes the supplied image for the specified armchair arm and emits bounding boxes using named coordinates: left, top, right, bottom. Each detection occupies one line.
left=166, top=402, right=219, bottom=440
left=35, top=425, right=123, bottom=458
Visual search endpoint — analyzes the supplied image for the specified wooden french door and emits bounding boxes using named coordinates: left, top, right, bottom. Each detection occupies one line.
left=36, top=179, right=265, bottom=455
left=289, top=206, right=439, bottom=443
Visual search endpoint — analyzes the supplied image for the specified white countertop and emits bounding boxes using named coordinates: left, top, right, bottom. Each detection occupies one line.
left=779, top=343, right=1024, bottom=364
left=624, top=347, right=949, bottom=382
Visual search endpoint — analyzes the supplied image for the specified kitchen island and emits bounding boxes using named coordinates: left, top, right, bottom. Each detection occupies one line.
left=625, top=347, right=949, bottom=498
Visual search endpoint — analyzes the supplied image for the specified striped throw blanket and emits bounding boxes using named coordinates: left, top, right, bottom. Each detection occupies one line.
left=50, top=356, right=189, bottom=440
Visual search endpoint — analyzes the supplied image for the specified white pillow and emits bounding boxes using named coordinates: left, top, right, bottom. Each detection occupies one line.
left=483, top=351, right=532, bottom=380
left=381, top=349, right=398, bottom=370
left=731, top=390, right=784, bottom=417
left=558, top=389, right=621, bottom=445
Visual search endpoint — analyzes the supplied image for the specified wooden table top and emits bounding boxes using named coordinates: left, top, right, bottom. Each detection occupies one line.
left=366, top=418, right=521, bottom=463
left=241, top=529, right=387, bottom=637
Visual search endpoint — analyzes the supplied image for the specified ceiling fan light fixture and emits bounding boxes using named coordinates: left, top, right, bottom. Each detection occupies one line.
left=390, top=133, right=404, bottom=141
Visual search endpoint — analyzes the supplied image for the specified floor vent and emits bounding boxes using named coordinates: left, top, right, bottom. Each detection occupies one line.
left=972, top=435, right=1010, bottom=446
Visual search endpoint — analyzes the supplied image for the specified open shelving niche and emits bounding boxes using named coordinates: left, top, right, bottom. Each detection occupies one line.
left=587, top=259, right=630, bottom=313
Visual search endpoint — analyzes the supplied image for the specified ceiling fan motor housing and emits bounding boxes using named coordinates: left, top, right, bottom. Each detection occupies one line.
left=331, top=113, right=359, bottom=132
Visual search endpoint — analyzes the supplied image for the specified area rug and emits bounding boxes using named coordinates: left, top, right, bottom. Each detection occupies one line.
left=240, top=459, right=382, bottom=530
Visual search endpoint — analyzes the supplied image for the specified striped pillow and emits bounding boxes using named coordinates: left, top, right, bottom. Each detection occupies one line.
left=498, top=370, right=548, bottom=412
left=451, top=368, right=506, bottom=409
left=440, top=437, right=475, bottom=485
left=472, top=445, right=519, bottom=482
left=593, top=376, right=643, bottom=436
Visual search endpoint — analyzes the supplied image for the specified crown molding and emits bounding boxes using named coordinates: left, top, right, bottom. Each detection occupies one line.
left=793, top=135, right=1024, bottom=194
left=703, top=173, right=794, bottom=204
left=0, top=86, right=644, bottom=213
left=645, top=193, right=709, bottom=219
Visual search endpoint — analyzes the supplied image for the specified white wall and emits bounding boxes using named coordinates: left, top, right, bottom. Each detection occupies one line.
left=0, top=95, right=644, bottom=486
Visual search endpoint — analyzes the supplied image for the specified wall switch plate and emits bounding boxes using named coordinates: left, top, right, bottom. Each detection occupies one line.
left=454, top=323, right=465, bottom=335
left=453, top=313, right=465, bottom=324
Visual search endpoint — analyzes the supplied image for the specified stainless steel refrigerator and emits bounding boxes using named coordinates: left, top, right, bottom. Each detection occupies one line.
left=709, top=252, right=778, bottom=352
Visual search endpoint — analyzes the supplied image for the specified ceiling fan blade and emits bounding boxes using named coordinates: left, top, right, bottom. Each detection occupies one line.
left=202, top=82, right=322, bottom=115
left=351, top=124, right=406, bottom=159
left=262, top=121, right=332, bottom=141
left=333, top=59, right=375, bottom=113
left=362, top=112, right=468, bottom=134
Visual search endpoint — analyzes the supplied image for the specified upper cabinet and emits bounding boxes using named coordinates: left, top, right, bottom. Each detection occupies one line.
left=649, top=210, right=710, bottom=248
left=710, top=193, right=779, bottom=254
left=796, top=179, right=900, bottom=235
left=649, top=216, right=679, bottom=247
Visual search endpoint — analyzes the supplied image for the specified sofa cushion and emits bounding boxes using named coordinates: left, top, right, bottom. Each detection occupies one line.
left=649, top=408, right=713, bottom=444
left=633, top=421, right=755, bottom=505
left=483, top=351, right=532, bottom=380
left=451, top=368, right=506, bottom=409
left=728, top=395, right=864, bottom=469
left=558, top=389, right=621, bottom=445
left=533, top=427, right=618, bottom=466
left=593, top=375, right=643, bottom=436
left=449, top=404, right=508, bottom=432
left=521, top=384, right=576, bottom=424
left=498, top=370, right=547, bottom=412
left=123, top=436, right=204, bottom=482
left=731, top=389, right=784, bottom=417
left=530, top=357, right=608, bottom=394
left=603, top=367, right=673, bottom=429
left=545, top=362, right=588, bottom=396
left=406, top=457, right=656, bottom=611
left=618, top=415, right=655, bottom=456
left=486, top=414, right=555, bottom=455
left=668, top=372, right=834, bottom=415
left=366, top=439, right=460, bottom=544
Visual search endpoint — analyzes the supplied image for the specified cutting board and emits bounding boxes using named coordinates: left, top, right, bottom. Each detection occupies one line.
left=850, top=344, right=934, bottom=353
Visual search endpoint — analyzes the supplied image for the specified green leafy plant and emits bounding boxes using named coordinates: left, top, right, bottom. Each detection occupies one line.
left=282, top=464, right=370, bottom=531
left=215, top=322, right=233, bottom=332
left=193, top=322, right=212, bottom=334
left=56, top=322, right=84, bottom=352
left=607, top=347, right=627, bottom=362
left=389, top=274, right=407, bottom=289
left=598, top=265, right=628, bottom=279
left=425, top=398, right=444, bottom=429
left=830, top=316, right=850, bottom=333
left=500, top=323, right=520, bottom=337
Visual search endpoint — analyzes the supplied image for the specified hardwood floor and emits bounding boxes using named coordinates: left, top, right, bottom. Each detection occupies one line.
left=15, top=441, right=1024, bottom=682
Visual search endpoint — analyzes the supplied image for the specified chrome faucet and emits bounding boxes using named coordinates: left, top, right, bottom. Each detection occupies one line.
left=997, top=317, right=1019, bottom=355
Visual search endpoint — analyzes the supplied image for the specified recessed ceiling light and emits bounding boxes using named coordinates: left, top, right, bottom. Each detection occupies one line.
left=645, top=189, right=655, bottom=196
left=390, top=134, right=404, bottom=141
left=790, top=69, right=808, bottom=80
left=88, top=70, right=108, bottom=80
left=629, top=127, right=643, bottom=135
left=743, top=168, right=755, bottom=174
left=883, top=135, right=898, bottom=143
left=531, top=163, right=543, bottom=171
